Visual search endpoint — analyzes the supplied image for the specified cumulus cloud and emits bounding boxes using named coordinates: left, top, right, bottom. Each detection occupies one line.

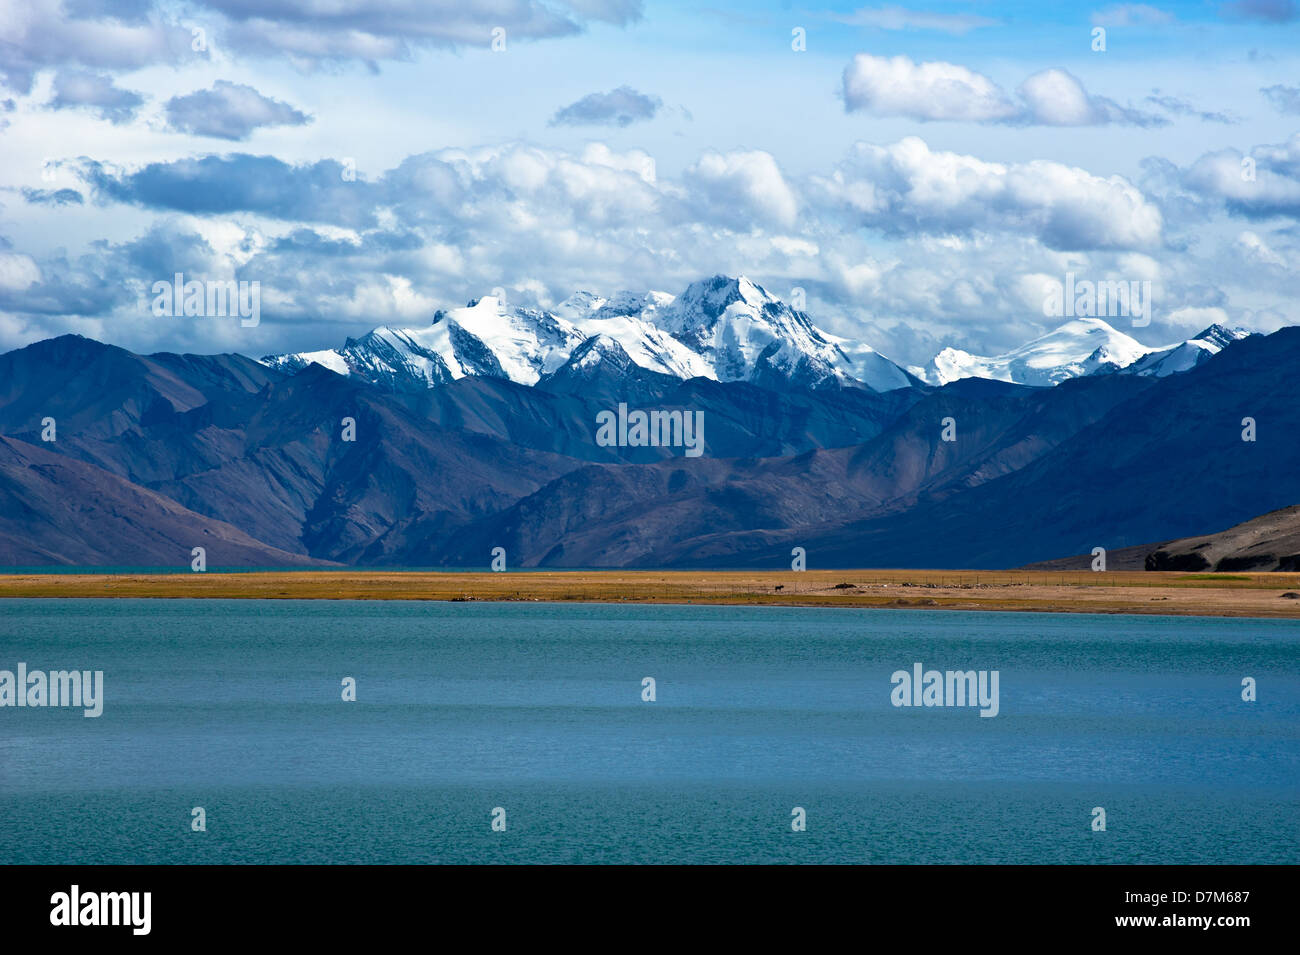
left=197, top=0, right=629, bottom=67
left=163, top=81, right=311, bottom=140
left=1180, top=135, right=1300, bottom=218
left=1165, top=305, right=1231, bottom=331
left=63, top=132, right=1170, bottom=353
left=82, top=154, right=382, bottom=228
left=15, top=132, right=1277, bottom=364
left=66, top=132, right=1167, bottom=349
left=842, top=54, right=1166, bottom=127
left=389, top=142, right=664, bottom=229
left=0, top=252, right=42, bottom=292
left=550, top=86, right=661, bottom=127
left=0, top=242, right=126, bottom=320
left=842, top=54, right=1017, bottom=122
left=0, top=0, right=638, bottom=89
left=809, top=136, right=1164, bottom=250
left=0, top=0, right=196, bottom=94
left=80, top=138, right=1165, bottom=253
left=684, top=150, right=799, bottom=229
left=48, top=69, right=145, bottom=123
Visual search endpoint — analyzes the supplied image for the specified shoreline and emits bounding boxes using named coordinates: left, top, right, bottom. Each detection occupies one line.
left=2, top=569, right=1300, bottom=618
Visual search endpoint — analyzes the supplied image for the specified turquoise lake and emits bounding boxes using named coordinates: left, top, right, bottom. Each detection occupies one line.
left=1, top=599, right=1296, bottom=864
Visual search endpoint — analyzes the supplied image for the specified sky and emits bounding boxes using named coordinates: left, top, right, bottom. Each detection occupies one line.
left=2, top=0, right=1299, bottom=368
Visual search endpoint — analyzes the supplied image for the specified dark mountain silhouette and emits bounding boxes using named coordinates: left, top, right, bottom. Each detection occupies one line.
left=0, top=336, right=577, bottom=562
left=427, top=366, right=1155, bottom=567
left=0, top=435, right=321, bottom=567
left=721, top=328, right=1300, bottom=569
left=401, top=359, right=923, bottom=464
left=0, top=324, right=1286, bottom=569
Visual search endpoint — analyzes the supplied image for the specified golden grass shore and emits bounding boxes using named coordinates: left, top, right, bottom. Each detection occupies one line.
left=2, top=569, right=1300, bottom=617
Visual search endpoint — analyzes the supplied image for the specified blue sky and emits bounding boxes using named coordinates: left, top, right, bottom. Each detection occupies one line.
left=2, top=0, right=1299, bottom=367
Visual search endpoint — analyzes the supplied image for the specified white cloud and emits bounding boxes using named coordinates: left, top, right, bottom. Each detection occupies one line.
left=16, top=135, right=1290, bottom=362
left=1235, top=230, right=1287, bottom=267
left=811, top=137, right=1164, bottom=249
left=842, top=54, right=1166, bottom=127
left=580, top=143, right=656, bottom=183
left=48, top=69, right=144, bottom=123
left=0, top=253, right=41, bottom=291
left=0, top=0, right=636, bottom=90
left=1017, top=70, right=1099, bottom=125
left=684, top=149, right=799, bottom=229
left=0, top=0, right=195, bottom=93
left=842, top=54, right=1016, bottom=122
left=206, top=0, right=605, bottom=66
left=1182, top=135, right=1300, bottom=215
left=164, top=81, right=311, bottom=140
left=1165, top=305, right=1230, bottom=331
left=550, top=86, right=661, bottom=127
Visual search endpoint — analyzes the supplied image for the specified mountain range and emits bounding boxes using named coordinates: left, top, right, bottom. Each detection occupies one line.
left=264, top=276, right=923, bottom=395
left=263, top=275, right=1244, bottom=394
left=924, top=318, right=1247, bottom=387
left=0, top=275, right=1291, bottom=569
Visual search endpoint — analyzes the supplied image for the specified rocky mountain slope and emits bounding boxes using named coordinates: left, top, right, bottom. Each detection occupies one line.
left=0, top=298, right=1279, bottom=569
left=1144, top=506, right=1300, bottom=572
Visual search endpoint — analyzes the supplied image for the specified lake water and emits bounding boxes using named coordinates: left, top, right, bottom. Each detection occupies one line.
left=1, top=600, right=1296, bottom=864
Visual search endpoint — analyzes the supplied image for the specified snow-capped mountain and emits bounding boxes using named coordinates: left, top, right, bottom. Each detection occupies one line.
left=263, top=297, right=584, bottom=390
left=553, top=290, right=713, bottom=380
left=922, top=318, right=1251, bottom=387
left=927, top=318, right=1150, bottom=387
left=1119, top=325, right=1250, bottom=378
left=536, top=334, right=677, bottom=401
left=262, top=276, right=919, bottom=394
left=656, top=276, right=917, bottom=392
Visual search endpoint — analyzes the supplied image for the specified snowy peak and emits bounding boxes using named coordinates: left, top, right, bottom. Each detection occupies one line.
left=594, top=290, right=674, bottom=320
left=555, top=289, right=674, bottom=323
left=661, top=275, right=805, bottom=342
left=657, top=275, right=871, bottom=389
left=924, top=318, right=1255, bottom=387
left=928, top=318, right=1149, bottom=387
left=662, top=275, right=768, bottom=328
left=445, top=297, right=585, bottom=383
left=539, top=334, right=649, bottom=395
left=1121, top=324, right=1251, bottom=378
left=553, top=290, right=605, bottom=315
left=1192, top=324, right=1249, bottom=350
left=554, top=334, right=636, bottom=377
left=261, top=275, right=919, bottom=395
left=261, top=299, right=583, bottom=392
left=573, top=312, right=713, bottom=381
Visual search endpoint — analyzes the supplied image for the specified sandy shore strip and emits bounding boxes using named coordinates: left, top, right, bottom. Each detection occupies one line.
left=3, top=569, right=1300, bottom=617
